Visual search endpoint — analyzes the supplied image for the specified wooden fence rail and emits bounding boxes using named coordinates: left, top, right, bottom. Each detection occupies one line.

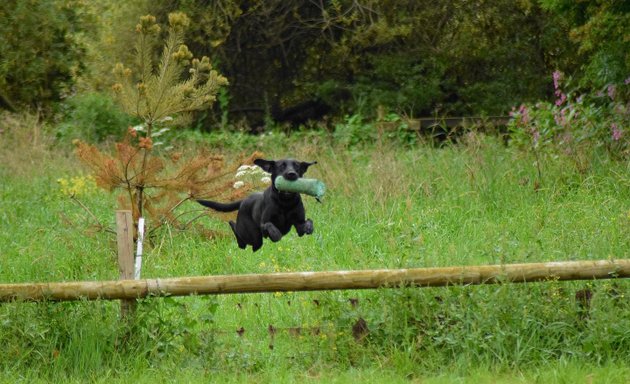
left=0, top=259, right=628, bottom=302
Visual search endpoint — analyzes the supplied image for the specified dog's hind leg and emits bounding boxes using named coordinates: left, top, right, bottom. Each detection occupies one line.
left=229, top=221, right=247, bottom=249
left=251, top=238, right=263, bottom=252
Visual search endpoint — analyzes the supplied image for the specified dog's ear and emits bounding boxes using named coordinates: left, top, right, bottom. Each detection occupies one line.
left=299, top=161, right=317, bottom=175
left=254, top=158, right=275, bottom=173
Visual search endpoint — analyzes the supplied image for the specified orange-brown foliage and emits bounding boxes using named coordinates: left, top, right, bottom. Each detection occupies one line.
left=74, top=137, right=263, bottom=236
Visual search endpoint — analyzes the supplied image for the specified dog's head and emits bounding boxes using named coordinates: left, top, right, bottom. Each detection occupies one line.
left=254, top=158, right=316, bottom=186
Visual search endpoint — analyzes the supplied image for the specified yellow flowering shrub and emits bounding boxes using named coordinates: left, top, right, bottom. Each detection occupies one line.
left=57, top=175, right=98, bottom=197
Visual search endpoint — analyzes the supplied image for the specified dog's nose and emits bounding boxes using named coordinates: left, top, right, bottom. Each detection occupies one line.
left=285, top=172, right=299, bottom=181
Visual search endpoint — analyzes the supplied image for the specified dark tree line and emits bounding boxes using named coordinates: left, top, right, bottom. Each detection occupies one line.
left=1, top=0, right=628, bottom=127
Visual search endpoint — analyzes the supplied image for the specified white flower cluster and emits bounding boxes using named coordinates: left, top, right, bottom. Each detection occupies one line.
left=233, top=164, right=271, bottom=189
left=133, top=116, right=173, bottom=149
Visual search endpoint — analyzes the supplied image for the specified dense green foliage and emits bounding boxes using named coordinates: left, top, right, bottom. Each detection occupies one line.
left=539, top=0, right=630, bottom=88
left=1, top=1, right=627, bottom=125
left=172, top=0, right=579, bottom=122
left=0, top=0, right=90, bottom=110
left=57, top=93, right=135, bottom=142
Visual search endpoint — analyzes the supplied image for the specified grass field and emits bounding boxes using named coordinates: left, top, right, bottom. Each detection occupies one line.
left=1, top=116, right=629, bottom=382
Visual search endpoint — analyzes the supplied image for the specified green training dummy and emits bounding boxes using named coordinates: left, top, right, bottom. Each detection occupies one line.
left=275, top=176, right=326, bottom=202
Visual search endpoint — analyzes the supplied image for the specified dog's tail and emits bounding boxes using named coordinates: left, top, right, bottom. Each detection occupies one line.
left=197, top=199, right=242, bottom=212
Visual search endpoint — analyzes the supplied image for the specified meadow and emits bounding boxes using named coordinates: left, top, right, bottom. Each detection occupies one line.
left=1, top=114, right=629, bottom=383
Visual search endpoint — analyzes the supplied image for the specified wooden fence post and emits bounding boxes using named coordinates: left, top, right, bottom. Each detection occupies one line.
left=116, top=210, right=135, bottom=318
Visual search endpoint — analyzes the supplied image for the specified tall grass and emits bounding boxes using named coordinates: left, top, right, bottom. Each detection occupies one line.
left=1, top=114, right=629, bottom=382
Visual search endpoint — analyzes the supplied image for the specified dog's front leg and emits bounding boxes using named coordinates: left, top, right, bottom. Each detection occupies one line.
left=295, top=219, right=314, bottom=237
left=262, top=222, right=283, bottom=242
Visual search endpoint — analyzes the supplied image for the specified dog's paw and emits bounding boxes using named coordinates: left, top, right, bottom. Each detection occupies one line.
left=304, top=219, right=314, bottom=234
left=263, top=223, right=283, bottom=242
left=297, top=219, right=314, bottom=236
left=268, top=228, right=282, bottom=242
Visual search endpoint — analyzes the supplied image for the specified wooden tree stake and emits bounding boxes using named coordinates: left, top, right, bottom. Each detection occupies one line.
left=116, top=210, right=136, bottom=317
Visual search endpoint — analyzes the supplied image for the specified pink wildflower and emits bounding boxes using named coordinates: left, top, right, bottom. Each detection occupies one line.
left=607, top=84, right=616, bottom=100
left=554, top=108, right=567, bottom=127
left=552, top=71, right=562, bottom=90
left=552, top=71, right=566, bottom=106
left=555, top=93, right=566, bottom=107
left=611, top=123, right=622, bottom=141
left=518, top=104, right=530, bottom=125
left=531, top=129, right=540, bottom=144
left=509, top=106, right=519, bottom=119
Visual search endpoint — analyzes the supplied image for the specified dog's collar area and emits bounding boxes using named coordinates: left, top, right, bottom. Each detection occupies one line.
left=271, top=185, right=299, bottom=202
left=278, top=190, right=298, bottom=199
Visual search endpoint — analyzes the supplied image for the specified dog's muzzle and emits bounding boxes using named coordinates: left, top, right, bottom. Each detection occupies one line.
left=284, top=172, right=299, bottom=181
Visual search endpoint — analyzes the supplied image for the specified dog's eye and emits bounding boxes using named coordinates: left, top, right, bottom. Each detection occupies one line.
left=277, top=163, right=286, bottom=171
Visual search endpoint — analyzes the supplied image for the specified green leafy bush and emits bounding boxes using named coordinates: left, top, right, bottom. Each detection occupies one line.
left=508, top=71, right=629, bottom=175
left=539, top=0, right=630, bottom=88
left=333, top=114, right=376, bottom=147
left=57, top=93, right=135, bottom=142
left=0, top=0, right=89, bottom=111
left=333, top=111, right=421, bottom=148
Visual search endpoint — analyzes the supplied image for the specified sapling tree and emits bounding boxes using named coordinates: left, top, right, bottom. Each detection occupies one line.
left=73, top=13, right=262, bottom=237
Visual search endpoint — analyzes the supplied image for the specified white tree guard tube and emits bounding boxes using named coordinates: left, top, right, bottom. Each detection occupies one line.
left=134, top=217, right=145, bottom=280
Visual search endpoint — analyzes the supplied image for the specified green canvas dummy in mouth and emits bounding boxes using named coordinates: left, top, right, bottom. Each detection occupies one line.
left=275, top=176, right=326, bottom=202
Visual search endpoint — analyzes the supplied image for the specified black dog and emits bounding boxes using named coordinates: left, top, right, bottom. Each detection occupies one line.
left=197, top=158, right=317, bottom=252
